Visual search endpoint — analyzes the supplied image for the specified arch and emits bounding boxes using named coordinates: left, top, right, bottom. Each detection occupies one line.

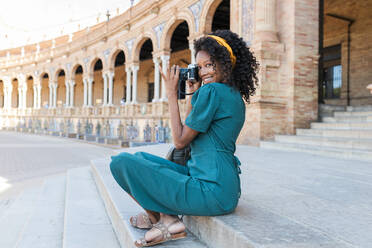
left=55, top=68, right=66, bottom=82
left=132, top=32, right=157, bottom=62
left=56, top=69, right=66, bottom=107
left=11, top=78, right=19, bottom=108
left=40, top=73, right=49, bottom=108
left=72, top=64, right=84, bottom=107
left=109, top=48, right=128, bottom=70
left=26, top=76, right=34, bottom=108
left=91, top=58, right=104, bottom=106
left=89, top=57, right=104, bottom=76
left=71, top=64, right=84, bottom=80
left=160, top=11, right=195, bottom=51
left=112, top=50, right=126, bottom=105
left=199, top=0, right=223, bottom=34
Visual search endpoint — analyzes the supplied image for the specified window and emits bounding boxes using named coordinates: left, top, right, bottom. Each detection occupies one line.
left=322, top=44, right=342, bottom=99
left=323, top=65, right=342, bottom=99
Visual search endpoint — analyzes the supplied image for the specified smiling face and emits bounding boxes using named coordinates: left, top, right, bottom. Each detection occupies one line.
left=195, top=50, right=224, bottom=85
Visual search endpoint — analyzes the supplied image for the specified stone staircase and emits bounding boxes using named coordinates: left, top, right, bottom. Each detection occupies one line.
left=261, top=106, right=372, bottom=162
left=1, top=144, right=370, bottom=247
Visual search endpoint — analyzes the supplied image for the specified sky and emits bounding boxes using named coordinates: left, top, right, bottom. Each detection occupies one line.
left=0, top=0, right=139, bottom=50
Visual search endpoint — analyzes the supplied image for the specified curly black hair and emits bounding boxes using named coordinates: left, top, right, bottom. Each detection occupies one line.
left=194, top=30, right=259, bottom=103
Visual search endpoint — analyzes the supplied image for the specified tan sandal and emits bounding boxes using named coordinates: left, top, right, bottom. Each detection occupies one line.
left=130, top=212, right=153, bottom=229
left=134, top=219, right=187, bottom=247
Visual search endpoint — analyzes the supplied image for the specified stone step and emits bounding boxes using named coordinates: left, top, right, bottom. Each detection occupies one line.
left=63, top=167, right=120, bottom=248
left=345, top=105, right=372, bottom=112
left=91, top=158, right=207, bottom=248
left=0, top=184, right=44, bottom=247
left=311, top=121, right=372, bottom=130
left=296, top=128, right=372, bottom=139
left=260, top=141, right=372, bottom=162
left=238, top=156, right=372, bottom=247
left=334, top=111, right=372, bottom=117
left=275, top=135, right=372, bottom=151
left=323, top=116, right=372, bottom=123
left=16, top=175, right=66, bottom=248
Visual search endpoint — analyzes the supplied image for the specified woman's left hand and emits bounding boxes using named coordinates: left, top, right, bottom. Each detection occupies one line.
left=160, top=64, right=179, bottom=97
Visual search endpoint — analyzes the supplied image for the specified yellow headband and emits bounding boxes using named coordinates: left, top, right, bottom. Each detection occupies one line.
left=207, top=35, right=236, bottom=68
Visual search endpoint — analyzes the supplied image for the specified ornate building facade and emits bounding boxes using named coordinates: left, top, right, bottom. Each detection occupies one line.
left=0, top=0, right=371, bottom=145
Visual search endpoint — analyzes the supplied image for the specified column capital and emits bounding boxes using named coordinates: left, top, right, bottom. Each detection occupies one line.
left=131, top=64, right=139, bottom=72
left=102, top=69, right=114, bottom=76
left=153, top=57, right=160, bottom=64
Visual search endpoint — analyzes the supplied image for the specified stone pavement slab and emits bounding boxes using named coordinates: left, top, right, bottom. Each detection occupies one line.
left=63, top=167, right=120, bottom=248
left=16, top=174, right=66, bottom=248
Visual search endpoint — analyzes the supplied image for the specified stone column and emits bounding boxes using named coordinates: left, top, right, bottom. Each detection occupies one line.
left=3, top=87, right=7, bottom=109
left=189, top=41, right=196, bottom=64
left=131, top=65, right=139, bottom=104
left=65, top=81, right=70, bottom=108
left=87, top=78, right=93, bottom=107
left=70, top=80, right=75, bottom=107
left=33, top=85, right=37, bottom=108
left=83, top=78, right=88, bottom=107
left=160, top=55, right=170, bottom=101
left=108, top=72, right=114, bottom=106
left=37, top=84, right=42, bottom=109
left=49, top=84, right=53, bottom=108
left=7, top=85, right=12, bottom=109
left=53, top=83, right=57, bottom=108
left=103, top=73, right=108, bottom=106
left=153, top=57, right=160, bottom=102
left=125, top=67, right=132, bottom=104
left=255, top=0, right=278, bottom=42
left=18, top=87, right=23, bottom=109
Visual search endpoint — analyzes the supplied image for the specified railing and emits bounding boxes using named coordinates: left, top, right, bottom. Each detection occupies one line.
left=0, top=100, right=187, bottom=119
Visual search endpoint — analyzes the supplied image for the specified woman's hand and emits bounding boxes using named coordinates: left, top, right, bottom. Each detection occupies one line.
left=186, top=80, right=201, bottom=94
left=160, top=64, right=179, bottom=98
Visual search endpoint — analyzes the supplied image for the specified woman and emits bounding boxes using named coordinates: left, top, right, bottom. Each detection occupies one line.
left=110, top=29, right=258, bottom=247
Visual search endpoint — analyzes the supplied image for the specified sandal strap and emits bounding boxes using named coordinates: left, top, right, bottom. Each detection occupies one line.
left=152, top=218, right=181, bottom=240
left=141, top=213, right=152, bottom=227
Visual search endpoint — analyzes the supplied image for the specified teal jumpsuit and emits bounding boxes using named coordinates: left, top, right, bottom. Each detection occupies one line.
left=110, top=82, right=245, bottom=216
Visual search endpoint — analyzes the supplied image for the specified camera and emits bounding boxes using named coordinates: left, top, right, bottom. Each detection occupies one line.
left=177, top=64, right=200, bottom=98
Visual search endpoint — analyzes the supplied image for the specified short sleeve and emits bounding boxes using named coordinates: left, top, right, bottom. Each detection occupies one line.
left=185, top=84, right=219, bottom=133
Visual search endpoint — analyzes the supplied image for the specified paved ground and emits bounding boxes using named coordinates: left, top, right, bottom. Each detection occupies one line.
left=1, top=131, right=371, bottom=247
left=0, top=131, right=116, bottom=184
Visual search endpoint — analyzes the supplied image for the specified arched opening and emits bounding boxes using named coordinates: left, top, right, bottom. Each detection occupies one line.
left=212, top=0, right=230, bottom=31
left=26, top=76, right=34, bottom=108
left=93, top=59, right=103, bottom=106
left=170, top=20, right=190, bottom=100
left=74, top=65, right=84, bottom=107
left=41, top=73, right=49, bottom=108
left=56, top=70, right=66, bottom=107
left=113, top=50, right=126, bottom=105
left=11, top=78, right=19, bottom=108
left=0, top=80, right=3, bottom=108
left=139, top=39, right=154, bottom=103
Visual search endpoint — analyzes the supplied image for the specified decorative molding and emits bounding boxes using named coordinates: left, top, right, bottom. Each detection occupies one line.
left=189, top=0, right=205, bottom=32
left=153, top=22, right=166, bottom=49
left=126, top=39, right=135, bottom=58
left=243, top=0, right=255, bottom=46
left=103, top=49, right=111, bottom=61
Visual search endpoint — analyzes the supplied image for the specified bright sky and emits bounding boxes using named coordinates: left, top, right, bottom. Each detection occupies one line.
left=0, top=0, right=139, bottom=50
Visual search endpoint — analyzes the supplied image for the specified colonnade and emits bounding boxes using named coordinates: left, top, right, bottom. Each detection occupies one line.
left=0, top=52, right=173, bottom=110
